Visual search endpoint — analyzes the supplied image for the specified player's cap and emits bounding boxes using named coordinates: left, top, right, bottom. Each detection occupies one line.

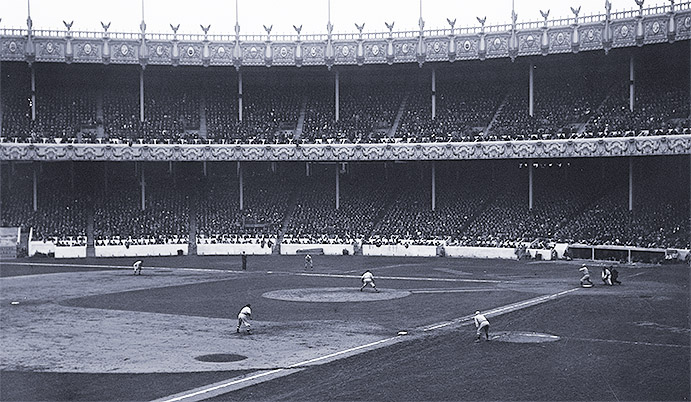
left=475, top=310, right=480, bottom=315
left=581, top=263, right=587, bottom=267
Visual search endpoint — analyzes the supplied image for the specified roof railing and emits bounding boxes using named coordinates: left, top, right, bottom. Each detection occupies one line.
left=0, top=1, right=688, bottom=41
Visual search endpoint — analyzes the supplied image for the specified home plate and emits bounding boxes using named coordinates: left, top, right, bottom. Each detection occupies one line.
left=491, top=331, right=561, bottom=343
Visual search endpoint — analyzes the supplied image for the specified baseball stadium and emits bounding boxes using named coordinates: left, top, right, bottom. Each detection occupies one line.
left=0, top=0, right=690, bottom=401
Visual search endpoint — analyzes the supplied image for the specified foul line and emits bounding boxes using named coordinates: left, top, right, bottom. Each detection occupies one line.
left=156, top=337, right=397, bottom=402
left=421, top=287, right=581, bottom=332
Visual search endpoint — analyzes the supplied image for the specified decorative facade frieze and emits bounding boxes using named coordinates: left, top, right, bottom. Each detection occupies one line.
left=579, top=25, right=604, bottom=50
left=485, top=35, right=509, bottom=58
left=179, top=43, right=203, bottom=65
left=1, top=6, right=689, bottom=67
left=517, top=31, right=541, bottom=55
left=148, top=42, right=172, bottom=64
left=2, top=136, right=689, bottom=162
left=644, top=18, right=669, bottom=43
left=333, top=42, right=356, bottom=64
left=1, top=38, right=27, bottom=60
left=393, top=40, right=417, bottom=62
left=74, top=40, right=101, bottom=62
left=612, top=20, right=638, bottom=47
left=300, top=42, right=325, bottom=65
left=455, top=37, right=479, bottom=60
left=424, top=38, right=448, bottom=61
left=35, top=39, right=64, bottom=61
left=272, top=43, right=296, bottom=65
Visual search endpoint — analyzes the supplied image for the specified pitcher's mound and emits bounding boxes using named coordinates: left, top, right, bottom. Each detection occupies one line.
left=195, top=354, right=247, bottom=363
left=263, top=287, right=411, bottom=302
left=491, top=331, right=561, bottom=343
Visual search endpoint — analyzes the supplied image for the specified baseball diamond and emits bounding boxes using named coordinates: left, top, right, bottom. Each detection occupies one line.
left=0, top=256, right=689, bottom=401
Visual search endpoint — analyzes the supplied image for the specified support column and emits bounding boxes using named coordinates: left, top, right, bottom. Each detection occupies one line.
left=30, top=64, right=36, bottom=121
left=528, top=160, right=534, bottom=210
left=32, top=163, right=38, bottom=211
left=139, top=67, right=145, bottom=122
left=335, top=70, right=340, bottom=122
left=529, top=63, right=534, bottom=117
left=431, top=162, right=436, bottom=211
left=629, top=56, right=635, bottom=112
left=103, top=162, right=108, bottom=198
left=70, top=161, right=75, bottom=190
left=238, top=161, right=244, bottom=211
left=335, top=164, right=340, bottom=210
left=0, top=61, right=3, bottom=135
left=431, top=68, right=436, bottom=120
left=203, top=161, right=207, bottom=177
left=140, top=163, right=146, bottom=211
left=238, top=70, right=243, bottom=122
left=628, top=157, right=633, bottom=211
left=305, top=162, right=310, bottom=177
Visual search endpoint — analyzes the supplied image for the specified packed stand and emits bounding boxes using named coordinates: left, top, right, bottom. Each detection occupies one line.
left=93, top=164, right=190, bottom=245
left=0, top=164, right=87, bottom=244
left=395, top=76, right=504, bottom=142
left=195, top=167, right=289, bottom=244
left=301, top=71, right=405, bottom=143
left=283, top=164, right=392, bottom=243
left=583, top=76, right=690, bottom=136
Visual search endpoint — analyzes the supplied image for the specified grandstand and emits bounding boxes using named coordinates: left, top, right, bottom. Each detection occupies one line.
left=0, top=2, right=690, bottom=263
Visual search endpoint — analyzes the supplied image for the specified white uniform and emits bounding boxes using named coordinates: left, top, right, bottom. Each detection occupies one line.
left=237, top=305, right=252, bottom=333
left=360, top=271, right=378, bottom=291
left=601, top=267, right=612, bottom=286
left=474, top=312, right=490, bottom=341
left=579, top=266, right=592, bottom=286
left=305, top=254, right=313, bottom=270
left=133, top=260, right=142, bottom=275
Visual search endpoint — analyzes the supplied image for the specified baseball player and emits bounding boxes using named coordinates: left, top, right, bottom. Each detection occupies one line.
left=474, top=310, right=490, bottom=342
left=601, top=266, right=613, bottom=286
left=236, top=304, right=252, bottom=334
left=579, top=264, right=593, bottom=287
left=133, top=260, right=142, bottom=276
left=304, top=254, right=313, bottom=270
left=360, top=270, right=379, bottom=292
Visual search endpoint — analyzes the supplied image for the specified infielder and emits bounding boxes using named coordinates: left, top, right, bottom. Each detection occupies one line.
left=236, top=304, right=252, bottom=334
left=360, top=270, right=379, bottom=292
left=579, top=264, right=593, bottom=287
left=133, top=260, right=142, bottom=275
left=601, top=266, right=613, bottom=286
left=474, top=310, right=490, bottom=342
left=305, top=254, right=313, bottom=270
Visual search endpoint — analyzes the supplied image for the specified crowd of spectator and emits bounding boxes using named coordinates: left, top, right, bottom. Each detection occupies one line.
left=0, top=165, right=87, bottom=241
left=2, top=158, right=688, bottom=250
left=2, top=49, right=689, bottom=144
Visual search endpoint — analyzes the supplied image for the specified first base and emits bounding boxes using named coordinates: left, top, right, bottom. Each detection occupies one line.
left=397, top=331, right=408, bottom=336
left=10, top=301, right=19, bottom=305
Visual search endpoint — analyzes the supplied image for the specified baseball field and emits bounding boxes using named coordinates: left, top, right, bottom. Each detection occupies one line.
left=0, top=255, right=689, bottom=401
